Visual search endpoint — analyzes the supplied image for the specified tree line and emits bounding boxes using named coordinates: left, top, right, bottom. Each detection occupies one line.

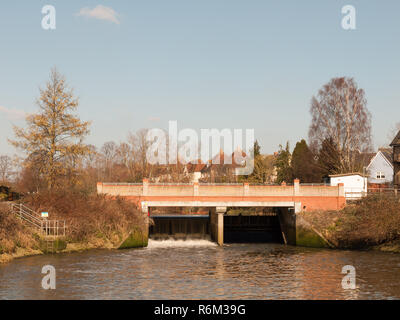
left=1, top=69, right=384, bottom=193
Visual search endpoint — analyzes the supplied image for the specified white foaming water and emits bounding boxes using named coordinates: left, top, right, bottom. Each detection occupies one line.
left=147, top=239, right=217, bottom=249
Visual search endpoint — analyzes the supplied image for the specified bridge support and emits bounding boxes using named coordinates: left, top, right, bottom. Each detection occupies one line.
left=210, top=206, right=226, bottom=246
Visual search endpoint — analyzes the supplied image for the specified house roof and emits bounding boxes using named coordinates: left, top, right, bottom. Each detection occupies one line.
left=329, top=172, right=368, bottom=178
left=379, top=148, right=393, bottom=165
left=207, top=149, right=247, bottom=168
left=186, top=160, right=207, bottom=173
left=366, top=148, right=393, bottom=170
left=390, top=130, right=400, bottom=146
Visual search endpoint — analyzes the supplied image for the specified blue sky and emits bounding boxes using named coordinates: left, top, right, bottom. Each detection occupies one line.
left=0, top=1, right=399, bottom=155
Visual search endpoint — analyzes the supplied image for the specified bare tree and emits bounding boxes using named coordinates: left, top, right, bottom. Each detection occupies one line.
left=128, top=129, right=150, bottom=180
left=100, top=141, right=118, bottom=181
left=309, top=77, right=372, bottom=173
left=0, top=155, right=12, bottom=184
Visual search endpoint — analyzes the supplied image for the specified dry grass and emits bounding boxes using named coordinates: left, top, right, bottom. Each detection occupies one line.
left=303, top=194, right=400, bottom=249
left=23, top=190, right=146, bottom=247
left=0, top=203, right=39, bottom=255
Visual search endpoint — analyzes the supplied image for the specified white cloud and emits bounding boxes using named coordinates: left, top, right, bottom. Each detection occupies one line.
left=76, top=5, right=120, bottom=24
left=0, top=106, right=27, bottom=120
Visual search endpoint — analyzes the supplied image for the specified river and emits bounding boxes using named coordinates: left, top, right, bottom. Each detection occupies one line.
left=0, top=240, right=399, bottom=300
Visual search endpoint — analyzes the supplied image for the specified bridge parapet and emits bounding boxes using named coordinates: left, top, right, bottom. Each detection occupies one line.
left=97, top=179, right=346, bottom=212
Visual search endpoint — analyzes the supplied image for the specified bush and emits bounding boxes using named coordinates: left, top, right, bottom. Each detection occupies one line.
left=23, top=190, right=147, bottom=246
left=0, top=203, right=39, bottom=254
left=332, top=194, right=400, bottom=248
left=304, top=194, right=400, bottom=249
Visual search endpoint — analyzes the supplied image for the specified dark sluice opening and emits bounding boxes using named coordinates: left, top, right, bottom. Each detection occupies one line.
left=224, top=215, right=284, bottom=243
left=150, top=216, right=210, bottom=240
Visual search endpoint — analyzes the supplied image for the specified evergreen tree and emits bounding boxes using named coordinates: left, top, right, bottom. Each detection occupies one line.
left=291, top=139, right=321, bottom=182
left=275, top=142, right=293, bottom=184
left=316, top=137, right=342, bottom=176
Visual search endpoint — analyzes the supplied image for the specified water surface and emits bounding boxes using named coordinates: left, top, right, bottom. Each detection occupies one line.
left=1, top=240, right=399, bottom=300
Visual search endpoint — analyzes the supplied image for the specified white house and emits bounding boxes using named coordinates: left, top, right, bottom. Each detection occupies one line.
left=366, top=148, right=393, bottom=185
left=329, top=173, right=368, bottom=199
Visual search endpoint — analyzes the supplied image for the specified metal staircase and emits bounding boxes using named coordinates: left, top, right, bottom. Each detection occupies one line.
left=9, top=203, right=66, bottom=237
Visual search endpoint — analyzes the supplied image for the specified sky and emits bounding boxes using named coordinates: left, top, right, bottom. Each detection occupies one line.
left=0, top=0, right=399, bottom=156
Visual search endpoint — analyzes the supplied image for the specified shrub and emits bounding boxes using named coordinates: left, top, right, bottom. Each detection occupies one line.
left=332, top=194, right=400, bottom=248
left=304, top=194, right=400, bottom=249
left=23, top=190, right=147, bottom=246
left=0, top=203, right=39, bottom=254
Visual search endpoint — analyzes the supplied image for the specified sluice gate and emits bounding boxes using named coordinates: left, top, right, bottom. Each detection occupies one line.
left=149, top=216, right=210, bottom=240
left=224, top=215, right=284, bottom=243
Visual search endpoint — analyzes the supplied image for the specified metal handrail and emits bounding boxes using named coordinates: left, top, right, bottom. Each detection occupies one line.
left=10, top=203, right=66, bottom=237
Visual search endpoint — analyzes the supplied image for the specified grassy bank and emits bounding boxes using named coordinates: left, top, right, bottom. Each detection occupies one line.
left=0, top=190, right=148, bottom=264
left=299, top=194, right=400, bottom=252
left=0, top=203, right=42, bottom=263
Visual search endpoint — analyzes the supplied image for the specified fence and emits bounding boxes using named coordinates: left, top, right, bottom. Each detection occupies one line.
left=9, top=203, right=66, bottom=237
left=344, top=187, right=400, bottom=200
left=368, top=188, right=399, bottom=196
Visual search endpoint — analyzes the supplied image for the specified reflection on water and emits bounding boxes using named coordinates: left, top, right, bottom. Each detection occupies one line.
left=0, top=241, right=399, bottom=300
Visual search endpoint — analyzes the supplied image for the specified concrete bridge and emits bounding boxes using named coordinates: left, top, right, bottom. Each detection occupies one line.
left=97, top=179, right=345, bottom=246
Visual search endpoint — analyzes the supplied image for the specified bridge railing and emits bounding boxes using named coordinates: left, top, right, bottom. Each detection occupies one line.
left=98, top=179, right=344, bottom=198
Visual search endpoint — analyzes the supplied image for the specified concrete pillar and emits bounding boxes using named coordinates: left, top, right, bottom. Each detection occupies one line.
left=143, top=179, right=149, bottom=196
left=294, top=179, right=300, bottom=196
left=277, top=207, right=296, bottom=245
left=97, top=182, right=103, bottom=194
left=294, top=202, right=302, bottom=214
left=243, top=182, right=249, bottom=196
left=193, top=182, right=199, bottom=196
left=141, top=201, right=149, bottom=215
left=215, top=206, right=226, bottom=246
left=338, top=183, right=344, bottom=197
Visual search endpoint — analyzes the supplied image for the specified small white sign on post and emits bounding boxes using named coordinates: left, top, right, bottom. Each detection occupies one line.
left=41, top=212, right=49, bottom=218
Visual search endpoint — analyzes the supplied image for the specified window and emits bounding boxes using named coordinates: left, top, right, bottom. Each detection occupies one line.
left=376, top=172, right=385, bottom=179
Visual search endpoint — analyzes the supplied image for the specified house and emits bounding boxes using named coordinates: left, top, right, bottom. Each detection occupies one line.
left=329, top=173, right=368, bottom=199
left=184, top=160, right=208, bottom=183
left=366, top=148, right=393, bottom=185
left=203, top=149, right=247, bottom=183
left=390, top=130, right=400, bottom=188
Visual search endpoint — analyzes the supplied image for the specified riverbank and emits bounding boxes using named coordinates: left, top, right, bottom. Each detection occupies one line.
left=0, top=190, right=148, bottom=264
left=299, top=194, right=400, bottom=253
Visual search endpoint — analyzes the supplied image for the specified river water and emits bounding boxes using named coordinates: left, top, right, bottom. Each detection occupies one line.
left=0, top=240, right=399, bottom=300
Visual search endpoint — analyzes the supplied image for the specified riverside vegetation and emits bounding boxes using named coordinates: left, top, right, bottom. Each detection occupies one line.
left=299, top=194, right=400, bottom=253
left=0, top=190, right=147, bottom=264
left=2, top=192, right=400, bottom=264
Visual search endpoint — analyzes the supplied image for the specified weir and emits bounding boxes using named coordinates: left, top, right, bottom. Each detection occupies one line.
left=149, top=208, right=286, bottom=245
left=150, top=215, right=210, bottom=240
left=98, top=179, right=344, bottom=247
